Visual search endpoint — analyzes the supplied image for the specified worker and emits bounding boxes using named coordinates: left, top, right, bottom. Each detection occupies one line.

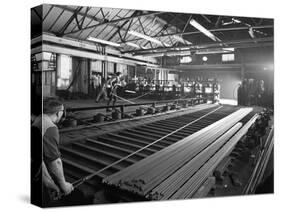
left=92, top=73, right=99, bottom=98
left=256, top=79, right=265, bottom=106
left=95, top=77, right=109, bottom=103
left=32, top=98, right=73, bottom=206
left=119, top=78, right=127, bottom=97
left=106, top=72, right=122, bottom=112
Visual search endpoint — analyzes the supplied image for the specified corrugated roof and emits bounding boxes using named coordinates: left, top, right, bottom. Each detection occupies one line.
left=33, top=4, right=273, bottom=57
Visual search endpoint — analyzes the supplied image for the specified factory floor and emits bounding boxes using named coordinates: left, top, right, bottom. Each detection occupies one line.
left=62, top=98, right=178, bottom=120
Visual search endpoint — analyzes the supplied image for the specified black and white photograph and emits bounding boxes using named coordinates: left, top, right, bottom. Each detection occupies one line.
left=29, top=1, right=275, bottom=209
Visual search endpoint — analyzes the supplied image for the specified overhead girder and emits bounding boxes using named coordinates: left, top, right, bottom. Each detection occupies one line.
left=126, top=37, right=273, bottom=55
left=121, top=25, right=273, bottom=44
left=41, top=5, right=273, bottom=56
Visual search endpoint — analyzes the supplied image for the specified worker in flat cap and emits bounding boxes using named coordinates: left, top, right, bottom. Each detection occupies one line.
left=31, top=98, right=73, bottom=206
left=106, top=72, right=122, bottom=112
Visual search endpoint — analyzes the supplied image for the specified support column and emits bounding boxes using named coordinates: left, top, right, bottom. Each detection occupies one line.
left=240, top=50, right=245, bottom=82
left=55, top=53, right=59, bottom=95
left=101, top=46, right=108, bottom=79
left=241, top=64, right=245, bottom=82
left=87, top=58, right=91, bottom=94
left=55, top=53, right=61, bottom=93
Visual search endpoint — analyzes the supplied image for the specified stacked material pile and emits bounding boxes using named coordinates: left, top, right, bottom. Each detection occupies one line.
left=104, top=108, right=256, bottom=199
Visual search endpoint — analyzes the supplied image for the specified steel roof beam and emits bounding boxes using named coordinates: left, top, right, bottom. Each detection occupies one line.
left=63, top=9, right=165, bottom=36
left=83, top=9, right=123, bottom=40
left=43, top=5, right=54, bottom=22
left=201, top=15, right=212, bottom=24
left=123, top=18, right=134, bottom=41
left=47, top=9, right=65, bottom=32
left=124, top=37, right=273, bottom=54
left=94, top=9, right=127, bottom=39
left=133, top=42, right=273, bottom=56
left=107, top=11, right=138, bottom=41
left=215, top=16, right=222, bottom=28
left=122, top=25, right=273, bottom=43
left=80, top=7, right=90, bottom=29
left=182, top=15, right=193, bottom=33
left=56, top=7, right=83, bottom=36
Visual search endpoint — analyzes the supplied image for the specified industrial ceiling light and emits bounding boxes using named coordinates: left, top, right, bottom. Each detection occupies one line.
left=166, top=51, right=191, bottom=56
left=190, top=19, right=221, bottom=42
left=202, top=56, right=208, bottom=61
left=180, top=56, right=192, bottom=63
left=222, top=18, right=242, bottom=25
left=222, top=47, right=235, bottom=52
left=178, top=47, right=190, bottom=50
left=142, top=53, right=165, bottom=57
left=140, top=45, right=149, bottom=49
left=124, top=42, right=140, bottom=49
left=195, top=48, right=235, bottom=55
left=248, top=27, right=255, bottom=38
left=128, top=30, right=169, bottom=46
left=232, top=18, right=241, bottom=23
left=87, top=36, right=121, bottom=47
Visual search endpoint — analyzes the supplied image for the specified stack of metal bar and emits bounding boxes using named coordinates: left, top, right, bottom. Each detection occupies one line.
left=103, top=108, right=257, bottom=199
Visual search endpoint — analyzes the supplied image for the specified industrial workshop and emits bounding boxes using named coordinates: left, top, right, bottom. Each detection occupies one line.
left=31, top=4, right=274, bottom=208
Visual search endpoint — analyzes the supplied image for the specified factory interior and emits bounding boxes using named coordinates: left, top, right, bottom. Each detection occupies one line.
left=31, top=4, right=274, bottom=207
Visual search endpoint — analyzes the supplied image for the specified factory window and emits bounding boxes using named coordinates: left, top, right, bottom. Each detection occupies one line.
left=57, top=55, right=72, bottom=89
left=222, top=53, right=235, bottom=62
left=108, top=62, right=114, bottom=73
left=180, top=56, right=192, bottom=63
left=90, top=60, right=102, bottom=73
left=117, top=63, right=128, bottom=75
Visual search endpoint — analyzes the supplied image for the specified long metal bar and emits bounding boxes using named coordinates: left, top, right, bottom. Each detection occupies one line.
left=86, top=139, right=147, bottom=159
left=104, top=106, right=231, bottom=183
left=103, top=108, right=252, bottom=196
left=106, top=133, right=165, bottom=149
left=139, top=111, right=249, bottom=193
left=71, top=106, right=222, bottom=188
left=243, top=127, right=274, bottom=194
left=72, top=142, right=138, bottom=164
left=153, top=123, right=242, bottom=199
left=175, top=114, right=259, bottom=199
